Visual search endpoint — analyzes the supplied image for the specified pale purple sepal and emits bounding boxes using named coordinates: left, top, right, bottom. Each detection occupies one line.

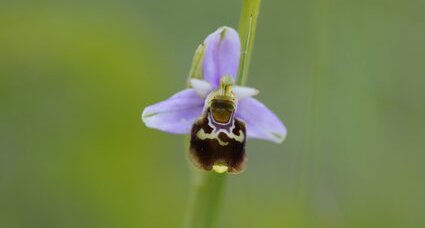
left=142, top=89, right=204, bottom=134
left=236, top=97, right=287, bottom=143
left=203, top=27, right=241, bottom=87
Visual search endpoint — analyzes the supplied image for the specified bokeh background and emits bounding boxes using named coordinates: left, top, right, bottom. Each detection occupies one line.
left=1, top=0, right=424, bottom=227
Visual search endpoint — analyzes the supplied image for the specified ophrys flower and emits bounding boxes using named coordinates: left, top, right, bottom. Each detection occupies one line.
left=142, top=26, right=286, bottom=173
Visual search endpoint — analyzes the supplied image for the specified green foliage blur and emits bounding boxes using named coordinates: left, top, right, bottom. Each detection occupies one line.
left=1, top=0, right=424, bottom=227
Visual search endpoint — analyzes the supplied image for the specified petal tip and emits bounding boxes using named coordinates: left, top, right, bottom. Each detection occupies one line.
left=217, top=26, right=238, bottom=40
left=141, top=107, right=160, bottom=130
left=271, top=131, right=287, bottom=144
left=141, top=107, right=153, bottom=124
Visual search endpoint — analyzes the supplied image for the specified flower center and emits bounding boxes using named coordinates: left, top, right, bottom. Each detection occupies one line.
left=206, top=76, right=237, bottom=125
left=210, top=99, right=234, bottom=124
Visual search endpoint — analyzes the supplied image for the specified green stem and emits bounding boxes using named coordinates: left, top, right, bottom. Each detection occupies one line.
left=184, top=172, right=227, bottom=228
left=237, top=0, right=261, bottom=86
left=184, top=1, right=261, bottom=227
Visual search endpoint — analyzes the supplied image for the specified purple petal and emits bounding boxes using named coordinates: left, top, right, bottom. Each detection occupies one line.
left=190, top=79, right=213, bottom=98
left=236, top=97, right=287, bottom=143
left=232, top=85, right=259, bottom=99
left=203, top=26, right=241, bottom=87
left=142, top=89, right=204, bottom=134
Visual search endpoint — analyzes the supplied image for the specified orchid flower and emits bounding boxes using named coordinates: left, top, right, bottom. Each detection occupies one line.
left=142, top=26, right=286, bottom=173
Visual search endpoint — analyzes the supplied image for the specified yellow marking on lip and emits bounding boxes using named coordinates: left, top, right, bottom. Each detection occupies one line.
left=196, top=129, right=229, bottom=146
left=196, top=128, right=245, bottom=146
left=233, top=130, right=245, bottom=142
left=212, top=164, right=228, bottom=173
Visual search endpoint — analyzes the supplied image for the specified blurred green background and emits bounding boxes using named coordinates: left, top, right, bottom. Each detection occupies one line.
left=1, top=0, right=424, bottom=227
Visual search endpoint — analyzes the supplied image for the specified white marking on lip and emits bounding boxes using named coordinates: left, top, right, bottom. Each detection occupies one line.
left=196, top=128, right=245, bottom=146
left=196, top=128, right=229, bottom=146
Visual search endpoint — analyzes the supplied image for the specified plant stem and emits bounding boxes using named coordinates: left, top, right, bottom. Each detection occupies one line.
left=184, top=1, right=261, bottom=227
left=238, top=0, right=261, bottom=86
left=184, top=172, right=227, bottom=228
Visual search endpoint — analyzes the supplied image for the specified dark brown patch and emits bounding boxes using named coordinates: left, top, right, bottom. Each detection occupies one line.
left=189, top=113, right=247, bottom=173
